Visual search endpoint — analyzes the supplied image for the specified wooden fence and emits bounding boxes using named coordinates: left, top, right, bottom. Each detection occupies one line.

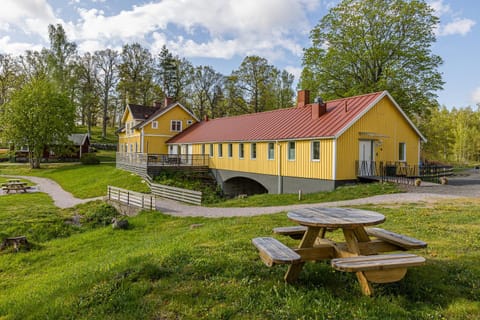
left=107, top=186, right=155, bottom=209
left=149, top=182, right=202, bottom=205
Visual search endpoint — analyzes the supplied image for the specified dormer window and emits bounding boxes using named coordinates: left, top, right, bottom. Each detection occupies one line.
left=152, top=121, right=158, bottom=129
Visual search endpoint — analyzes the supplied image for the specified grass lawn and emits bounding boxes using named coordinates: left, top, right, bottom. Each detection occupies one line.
left=0, top=196, right=479, bottom=319
left=209, top=182, right=401, bottom=207
left=0, top=163, right=150, bottom=198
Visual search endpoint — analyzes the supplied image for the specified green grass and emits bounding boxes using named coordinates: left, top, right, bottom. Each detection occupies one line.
left=0, top=163, right=150, bottom=198
left=210, top=182, right=402, bottom=207
left=74, top=125, right=118, bottom=144
left=0, top=197, right=479, bottom=319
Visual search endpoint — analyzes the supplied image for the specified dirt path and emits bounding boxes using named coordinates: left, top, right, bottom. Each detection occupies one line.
left=1, top=175, right=103, bottom=208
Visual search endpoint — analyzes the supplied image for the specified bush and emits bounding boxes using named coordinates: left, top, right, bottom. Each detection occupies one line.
left=79, top=202, right=119, bottom=228
left=80, top=153, right=100, bottom=165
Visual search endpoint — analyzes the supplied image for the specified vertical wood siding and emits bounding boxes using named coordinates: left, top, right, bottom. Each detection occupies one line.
left=336, top=96, right=421, bottom=180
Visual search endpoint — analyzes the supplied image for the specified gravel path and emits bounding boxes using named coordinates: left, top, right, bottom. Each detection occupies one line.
left=0, top=175, right=103, bottom=208
left=2, top=170, right=478, bottom=216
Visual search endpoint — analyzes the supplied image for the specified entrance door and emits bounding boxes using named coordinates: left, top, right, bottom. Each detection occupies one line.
left=359, top=140, right=374, bottom=176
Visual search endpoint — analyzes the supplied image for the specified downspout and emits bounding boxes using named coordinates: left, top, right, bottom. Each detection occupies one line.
left=332, top=138, right=337, bottom=183
left=277, top=140, right=282, bottom=194
left=140, top=128, right=144, bottom=153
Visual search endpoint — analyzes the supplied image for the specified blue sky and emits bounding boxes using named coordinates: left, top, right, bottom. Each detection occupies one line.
left=0, top=0, right=478, bottom=109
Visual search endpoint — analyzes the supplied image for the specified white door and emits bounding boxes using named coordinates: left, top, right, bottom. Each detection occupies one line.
left=359, top=140, right=374, bottom=176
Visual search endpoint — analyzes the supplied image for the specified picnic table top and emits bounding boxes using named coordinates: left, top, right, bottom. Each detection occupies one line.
left=287, top=207, right=385, bottom=228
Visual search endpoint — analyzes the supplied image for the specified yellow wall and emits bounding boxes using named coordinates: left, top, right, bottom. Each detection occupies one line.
left=118, top=104, right=196, bottom=154
left=191, top=140, right=334, bottom=180
left=336, top=96, right=421, bottom=180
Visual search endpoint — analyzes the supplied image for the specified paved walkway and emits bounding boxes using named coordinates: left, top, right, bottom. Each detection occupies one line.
left=0, top=175, right=103, bottom=209
left=1, top=174, right=476, bottom=216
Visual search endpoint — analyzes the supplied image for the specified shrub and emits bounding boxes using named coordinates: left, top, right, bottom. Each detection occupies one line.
left=80, top=153, right=100, bottom=165
left=79, top=202, right=120, bottom=228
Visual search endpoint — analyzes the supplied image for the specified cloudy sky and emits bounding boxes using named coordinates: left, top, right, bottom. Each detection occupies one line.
left=0, top=0, right=478, bottom=109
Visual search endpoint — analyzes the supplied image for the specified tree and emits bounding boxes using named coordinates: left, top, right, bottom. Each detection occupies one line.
left=300, top=0, right=443, bottom=118
left=94, top=49, right=119, bottom=138
left=0, top=54, right=21, bottom=108
left=117, top=43, right=158, bottom=107
left=1, top=77, right=75, bottom=168
left=229, top=56, right=283, bottom=114
left=191, top=65, right=225, bottom=119
left=75, top=53, right=100, bottom=137
left=47, top=24, right=77, bottom=91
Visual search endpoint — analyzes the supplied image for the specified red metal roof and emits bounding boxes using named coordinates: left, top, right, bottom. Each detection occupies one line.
left=167, top=91, right=391, bottom=143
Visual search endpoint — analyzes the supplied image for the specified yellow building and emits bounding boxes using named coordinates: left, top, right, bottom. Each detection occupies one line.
left=118, top=98, right=199, bottom=155
left=166, top=90, right=426, bottom=195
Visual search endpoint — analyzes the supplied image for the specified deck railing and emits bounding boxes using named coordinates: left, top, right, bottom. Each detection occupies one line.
left=356, top=161, right=453, bottom=184
left=116, top=152, right=208, bottom=167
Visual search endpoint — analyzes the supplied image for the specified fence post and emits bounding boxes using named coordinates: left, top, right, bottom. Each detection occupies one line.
left=127, top=191, right=130, bottom=205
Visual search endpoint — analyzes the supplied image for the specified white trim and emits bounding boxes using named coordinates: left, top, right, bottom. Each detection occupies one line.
left=250, top=142, right=257, bottom=160
left=311, top=140, right=321, bottom=161
left=143, top=134, right=175, bottom=138
left=139, top=102, right=200, bottom=129
left=140, top=128, right=144, bottom=152
left=334, top=91, right=426, bottom=142
left=267, top=142, right=275, bottom=160
left=170, top=120, right=182, bottom=132
left=332, top=139, right=337, bottom=180
left=152, top=121, right=158, bottom=129
left=287, top=141, right=296, bottom=161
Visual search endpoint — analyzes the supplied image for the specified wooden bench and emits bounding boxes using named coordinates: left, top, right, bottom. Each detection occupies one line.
left=366, top=228, right=427, bottom=250
left=272, top=226, right=307, bottom=239
left=0, top=236, right=29, bottom=252
left=331, top=253, right=426, bottom=284
left=252, top=237, right=301, bottom=267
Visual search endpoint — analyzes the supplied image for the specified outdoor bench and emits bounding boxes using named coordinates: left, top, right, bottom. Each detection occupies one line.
left=0, top=236, right=29, bottom=252
left=331, top=253, right=426, bottom=283
left=365, top=228, right=427, bottom=250
left=273, top=225, right=337, bottom=239
left=252, top=237, right=301, bottom=267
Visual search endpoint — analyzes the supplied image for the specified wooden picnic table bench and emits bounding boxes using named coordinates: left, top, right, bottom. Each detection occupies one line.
left=1, top=181, right=29, bottom=193
left=253, top=207, right=428, bottom=296
left=1, top=236, right=29, bottom=252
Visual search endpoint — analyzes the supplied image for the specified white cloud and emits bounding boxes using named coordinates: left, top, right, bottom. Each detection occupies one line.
left=72, top=0, right=316, bottom=60
left=284, top=65, right=303, bottom=81
left=438, top=18, right=476, bottom=36
left=0, top=36, right=43, bottom=55
left=472, top=87, right=480, bottom=104
left=429, top=0, right=476, bottom=37
left=0, top=0, right=58, bottom=40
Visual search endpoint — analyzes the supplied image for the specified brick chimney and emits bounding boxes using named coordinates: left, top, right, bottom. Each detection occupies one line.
left=164, top=96, right=174, bottom=107
left=311, top=97, right=327, bottom=119
left=297, top=90, right=310, bottom=108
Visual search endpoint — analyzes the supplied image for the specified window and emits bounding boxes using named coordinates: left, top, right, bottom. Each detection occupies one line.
left=187, top=119, right=193, bottom=126
left=311, top=141, right=320, bottom=161
left=201, top=144, right=206, bottom=155
left=151, top=121, right=158, bottom=129
left=239, top=143, right=244, bottom=159
left=228, top=143, right=233, bottom=158
left=209, top=144, right=214, bottom=157
left=399, top=142, right=406, bottom=161
left=250, top=143, right=257, bottom=159
left=288, top=141, right=296, bottom=160
left=267, top=142, right=275, bottom=160
left=170, top=120, right=182, bottom=132
left=218, top=144, right=223, bottom=157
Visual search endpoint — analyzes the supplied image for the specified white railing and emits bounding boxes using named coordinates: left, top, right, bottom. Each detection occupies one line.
left=149, top=182, right=202, bottom=205
left=107, top=185, right=155, bottom=209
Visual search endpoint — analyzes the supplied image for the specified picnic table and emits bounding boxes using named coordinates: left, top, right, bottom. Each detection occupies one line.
left=253, top=207, right=427, bottom=296
left=1, top=181, right=29, bottom=193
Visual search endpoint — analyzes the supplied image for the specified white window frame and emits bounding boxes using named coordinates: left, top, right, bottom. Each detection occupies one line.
left=250, top=143, right=257, bottom=160
left=228, top=143, right=233, bottom=158
left=201, top=144, right=206, bottom=155
left=399, top=142, right=406, bottom=162
left=218, top=143, right=223, bottom=158
left=239, top=143, right=244, bottom=159
left=267, top=142, right=275, bottom=160
left=170, top=120, right=182, bottom=132
left=187, top=119, right=193, bottom=126
left=152, top=121, right=158, bottom=129
left=287, top=141, right=296, bottom=161
left=209, top=144, right=214, bottom=157
left=311, top=140, right=320, bottom=161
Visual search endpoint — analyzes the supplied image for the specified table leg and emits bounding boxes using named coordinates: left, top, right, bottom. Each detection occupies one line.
left=284, top=226, right=321, bottom=283
left=342, top=228, right=373, bottom=296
